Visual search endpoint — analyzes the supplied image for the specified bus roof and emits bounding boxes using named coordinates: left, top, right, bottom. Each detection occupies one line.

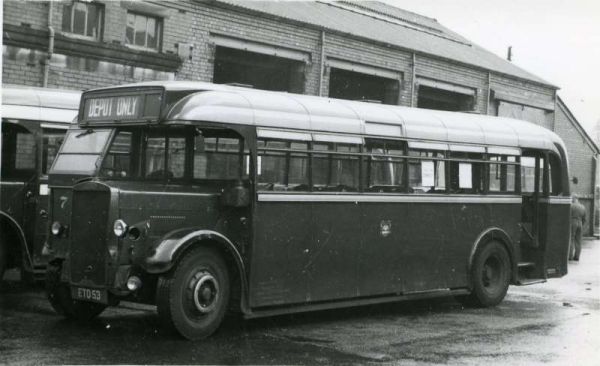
left=2, top=85, right=81, bottom=124
left=88, top=81, right=566, bottom=153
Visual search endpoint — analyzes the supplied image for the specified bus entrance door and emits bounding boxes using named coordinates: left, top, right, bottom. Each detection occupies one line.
left=518, top=154, right=546, bottom=283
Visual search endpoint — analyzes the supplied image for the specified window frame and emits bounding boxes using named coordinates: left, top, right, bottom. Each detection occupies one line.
left=41, top=128, right=67, bottom=176
left=61, top=1, right=104, bottom=41
left=125, top=11, right=163, bottom=52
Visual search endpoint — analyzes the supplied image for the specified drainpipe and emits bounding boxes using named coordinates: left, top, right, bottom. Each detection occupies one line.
left=43, top=1, right=54, bottom=87
left=486, top=72, right=491, bottom=115
left=318, top=30, right=325, bottom=96
left=410, top=53, right=416, bottom=107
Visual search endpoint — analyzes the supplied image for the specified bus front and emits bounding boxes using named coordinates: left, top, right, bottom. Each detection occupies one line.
left=46, top=86, right=251, bottom=338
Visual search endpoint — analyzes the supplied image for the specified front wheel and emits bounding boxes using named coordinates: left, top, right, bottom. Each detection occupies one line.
left=467, top=241, right=511, bottom=307
left=156, top=247, right=230, bottom=340
left=45, top=263, right=107, bottom=320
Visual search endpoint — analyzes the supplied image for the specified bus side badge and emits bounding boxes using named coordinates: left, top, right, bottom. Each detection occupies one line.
left=380, top=220, right=392, bottom=237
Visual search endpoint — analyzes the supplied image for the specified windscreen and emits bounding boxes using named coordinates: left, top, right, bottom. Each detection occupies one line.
left=50, top=129, right=112, bottom=174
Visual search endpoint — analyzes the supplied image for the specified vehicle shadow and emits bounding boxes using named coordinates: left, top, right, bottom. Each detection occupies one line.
left=1, top=280, right=468, bottom=364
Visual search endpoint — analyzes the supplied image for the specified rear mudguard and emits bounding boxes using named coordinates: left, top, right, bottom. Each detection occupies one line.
left=468, top=227, right=517, bottom=285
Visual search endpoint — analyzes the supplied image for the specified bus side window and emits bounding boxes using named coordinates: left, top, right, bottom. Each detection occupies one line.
left=168, top=137, right=186, bottom=179
left=15, top=131, right=36, bottom=170
left=330, top=144, right=360, bottom=192
left=256, top=139, right=309, bottom=191
left=311, top=143, right=360, bottom=192
left=448, top=152, right=485, bottom=194
left=520, top=156, right=537, bottom=194
left=288, top=142, right=309, bottom=190
left=145, top=135, right=167, bottom=179
left=548, top=154, right=562, bottom=195
left=488, top=155, right=517, bottom=194
left=365, top=139, right=405, bottom=193
left=101, top=131, right=132, bottom=178
left=408, top=150, right=445, bottom=193
left=194, top=136, right=244, bottom=180
left=42, top=129, right=64, bottom=175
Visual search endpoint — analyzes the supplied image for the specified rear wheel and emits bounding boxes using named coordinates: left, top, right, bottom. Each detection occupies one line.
left=467, top=241, right=511, bottom=307
left=45, top=263, right=106, bottom=320
left=156, top=247, right=230, bottom=340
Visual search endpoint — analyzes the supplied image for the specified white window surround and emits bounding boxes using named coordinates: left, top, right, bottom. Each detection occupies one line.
left=210, top=34, right=311, bottom=63
left=326, top=58, right=402, bottom=80
left=416, top=77, right=476, bottom=96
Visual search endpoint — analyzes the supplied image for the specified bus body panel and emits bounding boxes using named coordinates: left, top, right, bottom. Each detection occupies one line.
left=251, top=197, right=522, bottom=308
left=308, top=201, right=362, bottom=301
left=1, top=86, right=79, bottom=278
left=539, top=200, right=571, bottom=277
left=251, top=202, right=314, bottom=306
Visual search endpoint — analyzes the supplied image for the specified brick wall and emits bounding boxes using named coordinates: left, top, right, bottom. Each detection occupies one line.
left=3, top=0, right=48, bottom=29
left=415, top=56, right=488, bottom=112
left=555, top=101, right=596, bottom=235
left=324, top=33, right=412, bottom=104
left=555, top=102, right=596, bottom=196
left=3, top=0, right=559, bottom=111
left=2, top=59, right=43, bottom=86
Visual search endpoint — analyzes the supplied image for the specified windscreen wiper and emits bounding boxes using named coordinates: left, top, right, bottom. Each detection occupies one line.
left=76, top=129, right=94, bottom=138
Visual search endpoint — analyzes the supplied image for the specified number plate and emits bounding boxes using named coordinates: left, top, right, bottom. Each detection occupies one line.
left=71, top=286, right=108, bottom=304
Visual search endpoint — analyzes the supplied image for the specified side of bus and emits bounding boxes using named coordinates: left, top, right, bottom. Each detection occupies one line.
left=0, top=87, right=79, bottom=281
left=244, top=128, right=570, bottom=310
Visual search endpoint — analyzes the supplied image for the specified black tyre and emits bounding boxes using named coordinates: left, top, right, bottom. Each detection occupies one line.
left=45, top=263, right=107, bottom=320
left=156, top=247, right=230, bottom=340
left=468, top=241, right=511, bottom=307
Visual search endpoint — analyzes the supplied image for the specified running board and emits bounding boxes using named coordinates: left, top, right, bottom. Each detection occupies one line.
left=517, top=262, right=535, bottom=268
left=517, top=278, right=546, bottom=286
left=244, top=288, right=470, bottom=319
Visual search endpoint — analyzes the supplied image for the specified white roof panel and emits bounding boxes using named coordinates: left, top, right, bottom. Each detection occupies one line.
left=104, top=81, right=566, bottom=153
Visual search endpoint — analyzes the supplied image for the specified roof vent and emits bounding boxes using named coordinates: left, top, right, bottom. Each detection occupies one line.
left=225, top=83, right=254, bottom=89
left=356, top=99, right=382, bottom=104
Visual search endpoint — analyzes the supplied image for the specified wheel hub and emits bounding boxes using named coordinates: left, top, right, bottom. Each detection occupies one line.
left=192, top=272, right=219, bottom=313
left=482, top=257, right=500, bottom=288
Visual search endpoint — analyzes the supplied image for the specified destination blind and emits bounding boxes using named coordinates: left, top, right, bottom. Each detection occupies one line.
left=82, top=92, right=161, bottom=123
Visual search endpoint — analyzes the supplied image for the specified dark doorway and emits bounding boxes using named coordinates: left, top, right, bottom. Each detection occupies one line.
left=328, top=68, right=399, bottom=105
left=417, top=86, right=474, bottom=111
left=213, top=46, right=305, bottom=93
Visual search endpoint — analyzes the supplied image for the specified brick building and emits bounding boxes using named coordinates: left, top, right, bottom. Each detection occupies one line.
left=3, top=0, right=598, bottom=233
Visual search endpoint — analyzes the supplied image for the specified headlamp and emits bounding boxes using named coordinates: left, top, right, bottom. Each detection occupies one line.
left=113, top=219, right=128, bottom=238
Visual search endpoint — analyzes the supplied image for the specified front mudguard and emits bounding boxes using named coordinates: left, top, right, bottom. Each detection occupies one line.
left=142, top=228, right=245, bottom=275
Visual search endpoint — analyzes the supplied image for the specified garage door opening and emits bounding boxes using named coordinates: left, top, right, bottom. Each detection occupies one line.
left=328, top=68, right=399, bottom=105
left=417, top=85, right=474, bottom=111
left=213, top=46, right=305, bottom=93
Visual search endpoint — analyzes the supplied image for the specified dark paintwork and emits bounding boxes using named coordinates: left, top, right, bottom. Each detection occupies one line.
left=1, top=121, right=55, bottom=274
left=45, top=85, right=572, bottom=318
left=250, top=199, right=521, bottom=308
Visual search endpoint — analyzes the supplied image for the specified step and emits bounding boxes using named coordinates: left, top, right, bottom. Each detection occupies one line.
left=517, top=262, right=536, bottom=268
left=517, top=278, right=546, bottom=286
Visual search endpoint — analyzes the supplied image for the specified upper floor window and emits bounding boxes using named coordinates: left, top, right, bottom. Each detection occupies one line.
left=125, top=12, right=162, bottom=51
left=62, top=1, right=104, bottom=40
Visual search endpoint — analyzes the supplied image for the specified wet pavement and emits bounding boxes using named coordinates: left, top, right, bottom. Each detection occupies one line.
left=1, top=239, right=598, bottom=365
